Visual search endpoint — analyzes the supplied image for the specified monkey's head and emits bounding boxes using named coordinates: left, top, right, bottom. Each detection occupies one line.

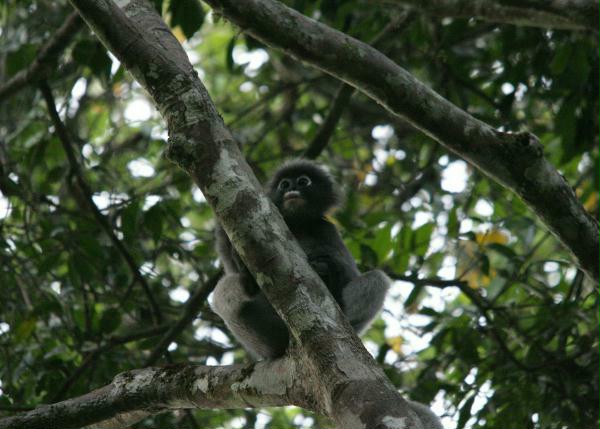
left=268, top=160, right=341, bottom=224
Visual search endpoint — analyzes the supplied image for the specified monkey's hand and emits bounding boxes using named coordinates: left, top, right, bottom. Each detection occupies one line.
left=308, top=256, right=332, bottom=284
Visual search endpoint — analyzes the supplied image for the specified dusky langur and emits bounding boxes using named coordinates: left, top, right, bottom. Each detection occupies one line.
left=212, top=159, right=389, bottom=359
left=212, top=160, right=444, bottom=429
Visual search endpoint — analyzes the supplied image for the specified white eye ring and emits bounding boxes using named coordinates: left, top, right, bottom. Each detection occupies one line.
left=297, top=175, right=311, bottom=187
left=279, top=179, right=292, bottom=191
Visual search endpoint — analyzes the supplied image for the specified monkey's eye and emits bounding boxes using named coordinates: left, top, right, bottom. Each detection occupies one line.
left=296, top=175, right=312, bottom=187
left=278, top=179, right=292, bottom=191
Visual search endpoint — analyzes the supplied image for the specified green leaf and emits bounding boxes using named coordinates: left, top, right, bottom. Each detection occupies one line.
left=404, top=284, right=423, bottom=307
left=567, top=44, right=591, bottom=87
left=555, top=98, right=577, bottom=147
left=391, top=251, right=410, bottom=274
left=121, top=201, right=141, bottom=241
left=6, top=44, right=37, bottom=77
left=68, top=257, right=81, bottom=288
left=15, top=318, right=37, bottom=341
left=79, top=235, right=104, bottom=261
left=397, top=225, right=412, bottom=251
left=72, top=40, right=112, bottom=81
left=226, top=36, right=236, bottom=72
left=144, top=204, right=164, bottom=242
left=457, top=395, right=475, bottom=429
left=0, top=176, right=20, bottom=196
left=480, top=254, right=490, bottom=276
left=487, top=243, right=516, bottom=259
left=391, top=225, right=412, bottom=272
left=100, top=308, right=122, bottom=334
left=413, top=222, right=434, bottom=257
left=447, top=208, right=459, bottom=238
left=550, top=44, right=571, bottom=75
left=371, top=223, right=392, bottom=262
left=360, top=244, right=379, bottom=267
left=170, top=0, right=205, bottom=39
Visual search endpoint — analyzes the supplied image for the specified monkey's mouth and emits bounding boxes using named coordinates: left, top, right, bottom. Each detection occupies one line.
left=283, top=191, right=304, bottom=209
left=283, top=191, right=302, bottom=201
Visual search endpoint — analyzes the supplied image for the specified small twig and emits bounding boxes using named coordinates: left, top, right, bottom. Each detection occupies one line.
left=227, top=81, right=307, bottom=127
left=144, top=270, right=221, bottom=366
left=0, top=12, right=83, bottom=101
left=51, top=324, right=170, bottom=402
left=303, top=84, right=354, bottom=159
left=303, top=13, right=413, bottom=159
left=39, top=81, right=163, bottom=325
left=387, top=269, right=539, bottom=371
left=385, top=271, right=469, bottom=289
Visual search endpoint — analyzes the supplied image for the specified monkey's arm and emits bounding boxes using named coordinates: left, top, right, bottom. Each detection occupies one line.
left=215, top=225, right=259, bottom=294
left=300, top=223, right=389, bottom=333
left=214, top=226, right=285, bottom=358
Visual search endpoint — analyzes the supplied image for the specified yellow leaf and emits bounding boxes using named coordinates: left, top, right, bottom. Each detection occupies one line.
left=464, top=271, right=480, bottom=289
left=387, top=336, right=403, bottom=354
left=355, top=164, right=372, bottom=182
left=112, top=82, right=123, bottom=97
left=475, top=228, right=509, bottom=246
left=584, top=193, right=599, bottom=212
left=464, top=268, right=496, bottom=289
left=172, top=26, right=187, bottom=43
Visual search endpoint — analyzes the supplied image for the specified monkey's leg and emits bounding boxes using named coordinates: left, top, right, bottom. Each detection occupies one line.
left=342, top=270, right=391, bottom=333
left=212, top=274, right=289, bottom=359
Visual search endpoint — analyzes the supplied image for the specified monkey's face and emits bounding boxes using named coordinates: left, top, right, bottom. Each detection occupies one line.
left=275, top=174, right=312, bottom=216
left=268, top=161, right=339, bottom=224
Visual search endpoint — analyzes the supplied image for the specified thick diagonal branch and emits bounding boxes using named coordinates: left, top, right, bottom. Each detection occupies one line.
left=0, top=361, right=303, bottom=429
left=205, top=0, right=599, bottom=283
left=385, top=0, right=598, bottom=31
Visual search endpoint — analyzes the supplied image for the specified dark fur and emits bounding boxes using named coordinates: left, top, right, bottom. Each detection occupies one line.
left=212, top=160, right=390, bottom=359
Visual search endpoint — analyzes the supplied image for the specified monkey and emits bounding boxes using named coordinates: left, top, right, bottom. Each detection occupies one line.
left=211, top=159, right=390, bottom=359
left=211, top=160, right=445, bottom=429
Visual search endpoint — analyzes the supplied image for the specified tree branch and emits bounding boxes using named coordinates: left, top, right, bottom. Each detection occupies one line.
left=204, top=0, right=599, bottom=282
left=0, top=360, right=304, bottom=429
left=303, top=83, right=354, bottom=159
left=51, top=324, right=171, bottom=402
left=384, top=0, right=598, bottom=31
left=39, top=81, right=164, bottom=324
left=0, top=12, right=83, bottom=102
left=303, top=13, right=411, bottom=160
left=144, top=271, right=221, bottom=366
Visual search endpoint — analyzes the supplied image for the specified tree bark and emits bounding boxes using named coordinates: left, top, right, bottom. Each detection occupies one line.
left=0, top=361, right=304, bottom=429
left=204, top=0, right=599, bottom=283
left=385, top=0, right=599, bottom=31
